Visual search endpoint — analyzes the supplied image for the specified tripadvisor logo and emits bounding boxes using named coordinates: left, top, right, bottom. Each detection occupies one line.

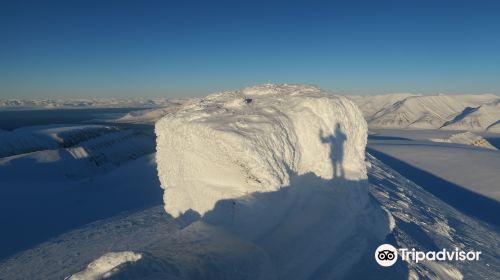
left=375, top=244, right=398, bottom=267
left=375, top=244, right=482, bottom=267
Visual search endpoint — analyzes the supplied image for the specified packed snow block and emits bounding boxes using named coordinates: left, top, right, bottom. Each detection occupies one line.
left=155, top=84, right=368, bottom=217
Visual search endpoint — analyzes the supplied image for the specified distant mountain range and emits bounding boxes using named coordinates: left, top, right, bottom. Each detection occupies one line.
left=350, top=93, right=500, bottom=132
left=2, top=92, right=499, bottom=132
left=0, top=98, right=171, bottom=109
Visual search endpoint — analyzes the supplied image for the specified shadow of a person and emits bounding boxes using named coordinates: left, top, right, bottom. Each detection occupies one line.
left=320, top=123, right=347, bottom=178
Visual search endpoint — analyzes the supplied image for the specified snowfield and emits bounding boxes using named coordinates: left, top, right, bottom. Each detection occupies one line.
left=368, top=138, right=500, bottom=203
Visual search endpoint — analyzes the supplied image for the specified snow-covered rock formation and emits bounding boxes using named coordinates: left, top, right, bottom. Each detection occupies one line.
left=155, top=84, right=390, bottom=279
left=156, top=84, right=368, bottom=216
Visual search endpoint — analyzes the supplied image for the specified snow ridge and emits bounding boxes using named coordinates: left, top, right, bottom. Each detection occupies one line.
left=351, top=93, right=499, bottom=131
left=0, top=125, right=118, bottom=158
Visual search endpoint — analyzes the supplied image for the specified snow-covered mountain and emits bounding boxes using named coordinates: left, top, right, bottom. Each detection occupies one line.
left=0, top=125, right=118, bottom=158
left=351, top=93, right=500, bottom=131
left=0, top=97, right=171, bottom=109
left=348, top=93, right=417, bottom=119
left=441, top=101, right=500, bottom=132
left=0, top=126, right=155, bottom=181
left=5, top=90, right=498, bottom=133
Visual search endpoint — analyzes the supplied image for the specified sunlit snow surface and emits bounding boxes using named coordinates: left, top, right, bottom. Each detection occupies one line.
left=350, top=93, right=500, bottom=131
left=430, top=131, right=497, bottom=150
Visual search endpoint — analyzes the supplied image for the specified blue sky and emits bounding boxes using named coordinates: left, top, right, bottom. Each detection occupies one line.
left=1, top=0, right=499, bottom=98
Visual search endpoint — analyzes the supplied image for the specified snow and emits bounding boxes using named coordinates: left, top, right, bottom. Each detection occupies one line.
left=116, top=99, right=192, bottom=124
left=0, top=125, right=118, bottom=158
left=0, top=123, right=161, bottom=259
left=441, top=101, right=500, bottom=132
left=367, top=154, right=500, bottom=280
left=350, top=93, right=499, bottom=131
left=1, top=87, right=499, bottom=279
left=368, top=139, right=500, bottom=202
left=0, top=97, right=171, bottom=109
left=348, top=93, right=418, bottom=120
left=156, top=84, right=368, bottom=217
left=0, top=206, right=176, bottom=280
left=2, top=152, right=498, bottom=280
left=68, top=251, right=142, bottom=280
left=155, top=84, right=390, bottom=278
left=487, top=121, right=500, bottom=132
left=430, top=131, right=497, bottom=150
left=0, top=128, right=155, bottom=181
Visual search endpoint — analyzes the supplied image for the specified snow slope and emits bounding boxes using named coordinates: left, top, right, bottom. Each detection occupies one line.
left=367, top=155, right=500, bottom=280
left=68, top=251, right=143, bottom=280
left=351, top=93, right=499, bottom=131
left=0, top=125, right=118, bottom=158
left=430, top=131, right=497, bottom=150
left=368, top=140, right=500, bottom=203
left=116, top=99, right=192, bottom=124
left=370, top=95, right=476, bottom=129
left=2, top=155, right=498, bottom=280
left=0, top=124, right=160, bottom=259
left=348, top=93, right=417, bottom=120
left=441, top=101, right=500, bottom=132
left=0, top=127, right=155, bottom=181
left=155, top=84, right=390, bottom=279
